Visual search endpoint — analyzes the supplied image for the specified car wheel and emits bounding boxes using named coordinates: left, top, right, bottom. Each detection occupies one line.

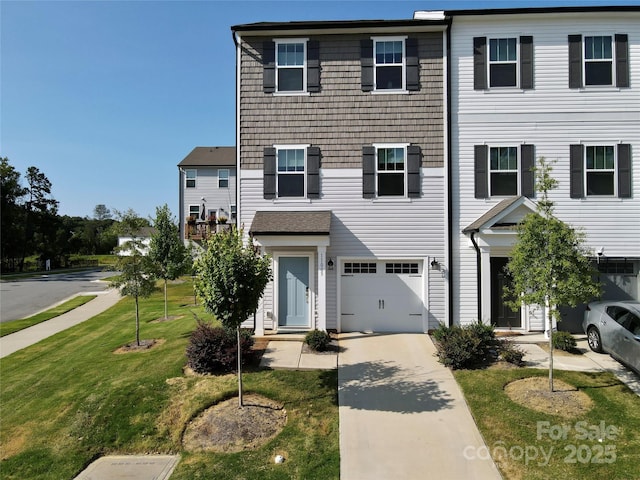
left=587, top=326, right=603, bottom=353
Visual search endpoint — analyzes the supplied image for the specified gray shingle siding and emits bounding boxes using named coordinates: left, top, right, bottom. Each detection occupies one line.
left=239, top=33, right=444, bottom=170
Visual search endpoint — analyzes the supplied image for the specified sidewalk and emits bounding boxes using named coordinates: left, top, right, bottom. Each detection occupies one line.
left=0, top=288, right=121, bottom=358
left=259, top=338, right=338, bottom=370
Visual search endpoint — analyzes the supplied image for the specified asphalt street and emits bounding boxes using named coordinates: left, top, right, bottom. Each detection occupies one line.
left=0, top=270, right=112, bottom=322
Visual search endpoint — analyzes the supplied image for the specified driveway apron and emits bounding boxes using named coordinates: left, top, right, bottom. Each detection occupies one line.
left=338, top=333, right=501, bottom=480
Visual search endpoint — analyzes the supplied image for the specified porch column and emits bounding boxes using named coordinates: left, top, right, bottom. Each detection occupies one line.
left=480, top=247, right=491, bottom=324
left=317, top=246, right=327, bottom=331
left=254, top=246, right=267, bottom=336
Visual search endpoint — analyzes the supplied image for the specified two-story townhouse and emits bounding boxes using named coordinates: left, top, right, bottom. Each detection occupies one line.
left=445, top=6, right=640, bottom=333
left=178, top=146, right=237, bottom=245
left=231, top=18, right=449, bottom=335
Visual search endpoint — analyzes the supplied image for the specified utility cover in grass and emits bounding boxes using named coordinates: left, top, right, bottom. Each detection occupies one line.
left=182, top=394, right=287, bottom=452
left=504, top=377, right=593, bottom=419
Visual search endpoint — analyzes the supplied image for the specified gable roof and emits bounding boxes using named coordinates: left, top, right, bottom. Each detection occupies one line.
left=250, top=211, right=331, bottom=236
left=463, top=196, right=538, bottom=234
left=178, top=147, right=235, bottom=168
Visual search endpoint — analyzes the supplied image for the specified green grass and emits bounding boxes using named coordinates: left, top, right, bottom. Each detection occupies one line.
left=0, top=279, right=339, bottom=480
left=454, top=368, right=640, bottom=480
left=0, top=295, right=97, bottom=337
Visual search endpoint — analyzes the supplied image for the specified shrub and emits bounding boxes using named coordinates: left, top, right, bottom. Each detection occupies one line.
left=304, top=329, right=332, bottom=352
left=552, top=331, right=577, bottom=352
left=432, top=323, right=496, bottom=370
left=186, top=320, right=254, bottom=374
left=499, top=340, right=525, bottom=366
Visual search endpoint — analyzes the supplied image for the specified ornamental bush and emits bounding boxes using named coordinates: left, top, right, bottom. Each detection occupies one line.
left=304, top=329, right=332, bottom=352
left=552, top=331, right=577, bottom=352
left=186, top=320, right=254, bottom=374
left=432, top=323, right=497, bottom=370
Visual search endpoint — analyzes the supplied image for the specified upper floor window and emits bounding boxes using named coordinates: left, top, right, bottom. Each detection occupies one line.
left=188, top=204, right=200, bottom=218
left=489, top=38, right=517, bottom=87
left=474, top=144, right=535, bottom=199
left=277, top=148, right=306, bottom=197
left=569, top=34, right=629, bottom=88
left=361, top=37, right=419, bottom=92
left=263, top=39, right=320, bottom=94
left=218, top=169, right=229, bottom=188
left=474, top=36, right=533, bottom=90
left=570, top=144, right=631, bottom=199
left=374, top=38, right=405, bottom=91
left=276, top=40, right=306, bottom=92
left=584, top=36, right=613, bottom=86
left=185, top=169, right=196, bottom=188
left=263, top=145, right=320, bottom=200
left=490, top=147, right=518, bottom=196
left=362, top=144, right=421, bottom=199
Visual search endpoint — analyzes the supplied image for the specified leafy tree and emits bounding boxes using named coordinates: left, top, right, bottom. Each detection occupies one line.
left=0, top=158, right=27, bottom=270
left=148, top=204, right=192, bottom=319
left=93, top=204, right=112, bottom=221
left=194, top=228, right=271, bottom=407
left=109, top=209, right=157, bottom=346
left=505, top=158, right=601, bottom=391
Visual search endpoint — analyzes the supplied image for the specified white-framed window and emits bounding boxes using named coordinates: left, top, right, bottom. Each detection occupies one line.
left=275, top=38, right=307, bottom=93
left=489, top=38, right=518, bottom=87
left=489, top=146, right=518, bottom=196
left=218, top=169, right=229, bottom=188
left=584, top=35, right=613, bottom=86
left=585, top=145, right=615, bottom=196
left=375, top=144, right=407, bottom=197
left=373, top=36, right=406, bottom=91
left=188, top=205, right=200, bottom=219
left=276, top=145, right=307, bottom=197
left=185, top=169, right=196, bottom=188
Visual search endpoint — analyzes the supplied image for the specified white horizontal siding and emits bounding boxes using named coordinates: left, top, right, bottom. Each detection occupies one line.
left=240, top=170, right=447, bottom=330
left=181, top=167, right=237, bottom=222
left=451, top=10, right=640, bottom=327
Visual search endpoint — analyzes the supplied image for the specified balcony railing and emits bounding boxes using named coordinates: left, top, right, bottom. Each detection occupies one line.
left=184, top=222, right=231, bottom=240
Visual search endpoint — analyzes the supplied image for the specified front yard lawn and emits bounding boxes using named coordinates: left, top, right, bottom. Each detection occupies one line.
left=0, top=280, right=339, bottom=480
left=455, top=368, right=640, bottom=480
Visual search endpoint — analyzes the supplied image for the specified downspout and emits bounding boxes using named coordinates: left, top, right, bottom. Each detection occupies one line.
left=445, top=16, right=453, bottom=327
left=470, top=231, right=482, bottom=323
left=232, top=29, right=241, bottom=230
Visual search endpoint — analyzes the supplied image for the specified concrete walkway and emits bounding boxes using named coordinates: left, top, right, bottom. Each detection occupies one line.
left=73, top=455, right=180, bottom=480
left=338, top=333, right=502, bottom=480
left=259, top=339, right=338, bottom=370
left=0, top=288, right=122, bottom=358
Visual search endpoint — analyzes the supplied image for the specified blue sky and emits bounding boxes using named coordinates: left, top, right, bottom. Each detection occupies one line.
left=2, top=0, right=638, bottom=219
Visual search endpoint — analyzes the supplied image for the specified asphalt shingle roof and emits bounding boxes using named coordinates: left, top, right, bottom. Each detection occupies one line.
left=250, top=211, right=331, bottom=236
left=177, top=147, right=235, bottom=167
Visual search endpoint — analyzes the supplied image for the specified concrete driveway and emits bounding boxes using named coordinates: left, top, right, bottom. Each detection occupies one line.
left=338, top=333, right=501, bottom=480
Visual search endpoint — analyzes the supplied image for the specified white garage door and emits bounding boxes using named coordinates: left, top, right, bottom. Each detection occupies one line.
left=340, top=260, right=424, bottom=332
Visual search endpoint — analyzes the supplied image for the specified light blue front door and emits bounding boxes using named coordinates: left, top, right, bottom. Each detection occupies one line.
left=278, top=257, right=309, bottom=328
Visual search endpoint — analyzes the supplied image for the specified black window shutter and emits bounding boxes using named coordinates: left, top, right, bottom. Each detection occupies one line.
left=569, top=144, right=584, bottom=198
left=263, top=41, right=276, bottom=93
left=307, top=146, right=320, bottom=198
left=264, top=147, right=276, bottom=199
left=568, top=35, right=582, bottom=89
left=474, top=145, right=488, bottom=199
left=617, top=144, right=631, bottom=198
left=407, top=145, right=421, bottom=198
left=307, top=40, right=320, bottom=92
left=362, top=146, right=375, bottom=198
left=405, top=38, right=420, bottom=91
left=361, top=39, right=374, bottom=92
left=473, top=37, right=487, bottom=90
left=520, top=36, right=534, bottom=90
left=615, top=34, right=629, bottom=88
left=520, top=144, right=535, bottom=198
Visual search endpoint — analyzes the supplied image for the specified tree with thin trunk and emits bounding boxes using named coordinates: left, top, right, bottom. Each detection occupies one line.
left=505, top=158, right=601, bottom=391
left=109, top=210, right=157, bottom=346
left=193, top=228, right=271, bottom=407
left=148, top=204, right=192, bottom=319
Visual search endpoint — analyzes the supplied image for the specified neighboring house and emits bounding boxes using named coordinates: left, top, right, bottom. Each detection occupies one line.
left=178, top=146, right=237, bottom=245
left=232, top=17, right=449, bottom=335
left=446, top=6, right=640, bottom=332
left=117, top=227, right=156, bottom=256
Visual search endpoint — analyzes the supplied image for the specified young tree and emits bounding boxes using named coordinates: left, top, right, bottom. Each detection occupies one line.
left=109, top=209, right=157, bottom=346
left=505, top=158, right=601, bottom=391
left=194, top=229, right=272, bottom=407
left=148, top=204, right=192, bottom=319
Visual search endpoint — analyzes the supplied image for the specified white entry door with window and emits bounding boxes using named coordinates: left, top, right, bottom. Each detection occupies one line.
left=278, top=256, right=310, bottom=329
left=340, top=260, right=424, bottom=332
